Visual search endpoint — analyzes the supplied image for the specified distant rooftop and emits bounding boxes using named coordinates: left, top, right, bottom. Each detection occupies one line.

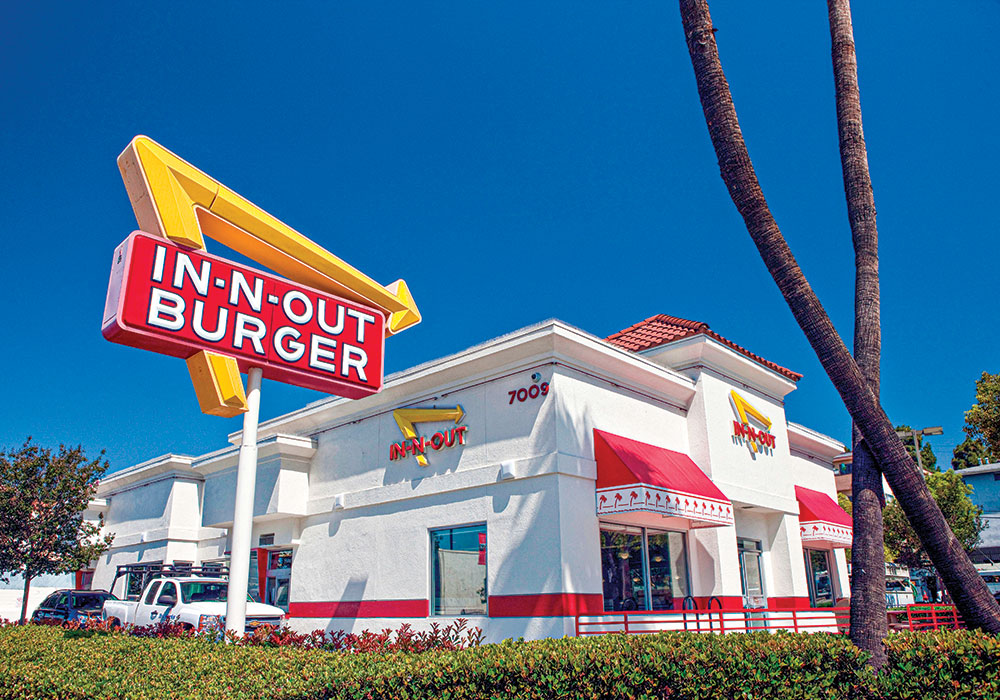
left=605, top=314, right=802, bottom=382
left=955, top=461, right=1000, bottom=477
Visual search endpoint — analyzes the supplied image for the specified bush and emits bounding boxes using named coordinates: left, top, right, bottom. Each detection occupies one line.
left=878, top=629, right=1000, bottom=700
left=0, top=625, right=997, bottom=700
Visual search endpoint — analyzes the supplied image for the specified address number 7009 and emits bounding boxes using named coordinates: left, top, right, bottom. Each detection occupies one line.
left=508, top=383, right=549, bottom=404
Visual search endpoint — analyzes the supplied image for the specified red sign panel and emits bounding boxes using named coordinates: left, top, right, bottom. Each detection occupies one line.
left=102, top=231, right=385, bottom=398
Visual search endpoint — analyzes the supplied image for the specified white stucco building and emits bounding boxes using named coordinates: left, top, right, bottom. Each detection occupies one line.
left=88, top=315, right=851, bottom=641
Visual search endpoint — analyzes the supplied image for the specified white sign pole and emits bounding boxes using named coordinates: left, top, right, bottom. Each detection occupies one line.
left=224, top=366, right=263, bottom=637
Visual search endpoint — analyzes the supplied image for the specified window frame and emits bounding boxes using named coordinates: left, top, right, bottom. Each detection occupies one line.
left=599, top=522, right=691, bottom=612
left=429, top=522, right=488, bottom=617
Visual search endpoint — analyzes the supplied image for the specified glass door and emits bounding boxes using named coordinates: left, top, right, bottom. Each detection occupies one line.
left=738, top=538, right=765, bottom=608
left=738, top=538, right=766, bottom=630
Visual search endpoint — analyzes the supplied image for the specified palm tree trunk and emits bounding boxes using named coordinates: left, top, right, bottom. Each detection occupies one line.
left=827, top=0, right=888, bottom=666
left=678, top=0, right=1000, bottom=633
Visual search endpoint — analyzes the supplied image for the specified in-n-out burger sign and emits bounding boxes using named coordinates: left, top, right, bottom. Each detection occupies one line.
left=103, top=231, right=385, bottom=398
left=730, top=390, right=776, bottom=454
left=104, top=136, right=418, bottom=638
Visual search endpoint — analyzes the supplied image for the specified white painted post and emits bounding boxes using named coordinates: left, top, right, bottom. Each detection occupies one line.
left=224, top=367, right=263, bottom=637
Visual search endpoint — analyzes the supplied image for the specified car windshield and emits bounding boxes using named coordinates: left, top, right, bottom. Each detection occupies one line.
left=178, top=581, right=256, bottom=604
left=72, top=593, right=113, bottom=609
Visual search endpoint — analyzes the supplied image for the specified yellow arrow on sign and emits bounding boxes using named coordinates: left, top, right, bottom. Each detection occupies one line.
left=393, top=406, right=465, bottom=467
left=186, top=350, right=248, bottom=417
left=118, top=136, right=421, bottom=335
left=117, top=136, right=421, bottom=417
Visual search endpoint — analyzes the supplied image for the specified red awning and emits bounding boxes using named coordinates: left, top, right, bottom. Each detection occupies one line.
left=795, top=485, right=852, bottom=548
left=594, top=429, right=733, bottom=527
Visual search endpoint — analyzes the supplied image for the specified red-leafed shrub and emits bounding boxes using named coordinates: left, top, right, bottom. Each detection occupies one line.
left=12, top=615, right=483, bottom=652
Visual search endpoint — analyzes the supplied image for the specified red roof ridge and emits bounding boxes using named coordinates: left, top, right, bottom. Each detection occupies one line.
left=605, top=314, right=802, bottom=382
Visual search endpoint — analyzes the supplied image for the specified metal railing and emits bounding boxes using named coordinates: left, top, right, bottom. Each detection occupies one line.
left=575, top=606, right=850, bottom=636
left=575, top=603, right=966, bottom=637
left=905, top=603, right=963, bottom=631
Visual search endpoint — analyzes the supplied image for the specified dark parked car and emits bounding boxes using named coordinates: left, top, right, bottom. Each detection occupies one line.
left=31, top=590, right=117, bottom=624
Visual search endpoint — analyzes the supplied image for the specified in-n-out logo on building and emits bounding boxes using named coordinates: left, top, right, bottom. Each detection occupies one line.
left=389, top=406, right=468, bottom=467
left=730, top=390, right=776, bottom=456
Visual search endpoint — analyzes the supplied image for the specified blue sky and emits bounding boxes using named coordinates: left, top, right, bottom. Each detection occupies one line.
left=1, top=2, right=997, bottom=472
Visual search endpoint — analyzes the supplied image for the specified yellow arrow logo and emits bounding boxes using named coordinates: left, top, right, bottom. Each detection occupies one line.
left=730, top=390, right=773, bottom=454
left=117, top=136, right=421, bottom=417
left=730, top=391, right=772, bottom=431
left=393, top=406, right=465, bottom=467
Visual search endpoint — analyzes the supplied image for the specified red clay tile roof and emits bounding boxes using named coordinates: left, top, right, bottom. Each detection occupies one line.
left=605, top=314, right=802, bottom=382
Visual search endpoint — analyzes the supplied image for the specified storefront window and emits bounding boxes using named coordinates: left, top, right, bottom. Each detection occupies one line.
left=600, top=524, right=688, bottom=612
left=803, top=549, right=834, bottom=608
left=601, top=526, right=646, bottom=611
left=431, top=524, right=487, bottom=616
left=648, top=531, right=689, bottom=610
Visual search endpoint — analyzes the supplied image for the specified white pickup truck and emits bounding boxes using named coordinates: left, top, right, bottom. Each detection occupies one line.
left=102, top=565, right=285, bottom=632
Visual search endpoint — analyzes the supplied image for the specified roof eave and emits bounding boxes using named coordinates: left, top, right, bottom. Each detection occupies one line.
left=639, top=334, right=799, bottom=399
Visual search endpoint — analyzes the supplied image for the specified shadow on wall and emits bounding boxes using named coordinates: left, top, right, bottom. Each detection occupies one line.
left=553, top=391, right=601, bottom=600
left=313, top=576, right=370, bottom=634
left=488, top=391, right=600, bottom=604
left=486, top=477, right=566, bottom=600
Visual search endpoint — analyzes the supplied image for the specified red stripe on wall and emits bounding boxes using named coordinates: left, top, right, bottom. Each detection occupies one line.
left=288, top=599, right=429, bottom=618
left=487, top=593, right=604, bottom=617
left=74, top=571, right=84, bottom=590
left=767, top=596, right=812, bottom=610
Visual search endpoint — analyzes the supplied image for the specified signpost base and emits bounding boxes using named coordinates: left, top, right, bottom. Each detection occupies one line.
left=224, top=367, right=263, bottom=637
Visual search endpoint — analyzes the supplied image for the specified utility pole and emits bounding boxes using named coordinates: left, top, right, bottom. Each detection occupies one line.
left=895, top=426, right=943, bottom=472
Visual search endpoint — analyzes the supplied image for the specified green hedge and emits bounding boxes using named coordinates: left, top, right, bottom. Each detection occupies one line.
left=880, top=629, right=1000, bottom=700
left=1, top=625, right=997, bottom=700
